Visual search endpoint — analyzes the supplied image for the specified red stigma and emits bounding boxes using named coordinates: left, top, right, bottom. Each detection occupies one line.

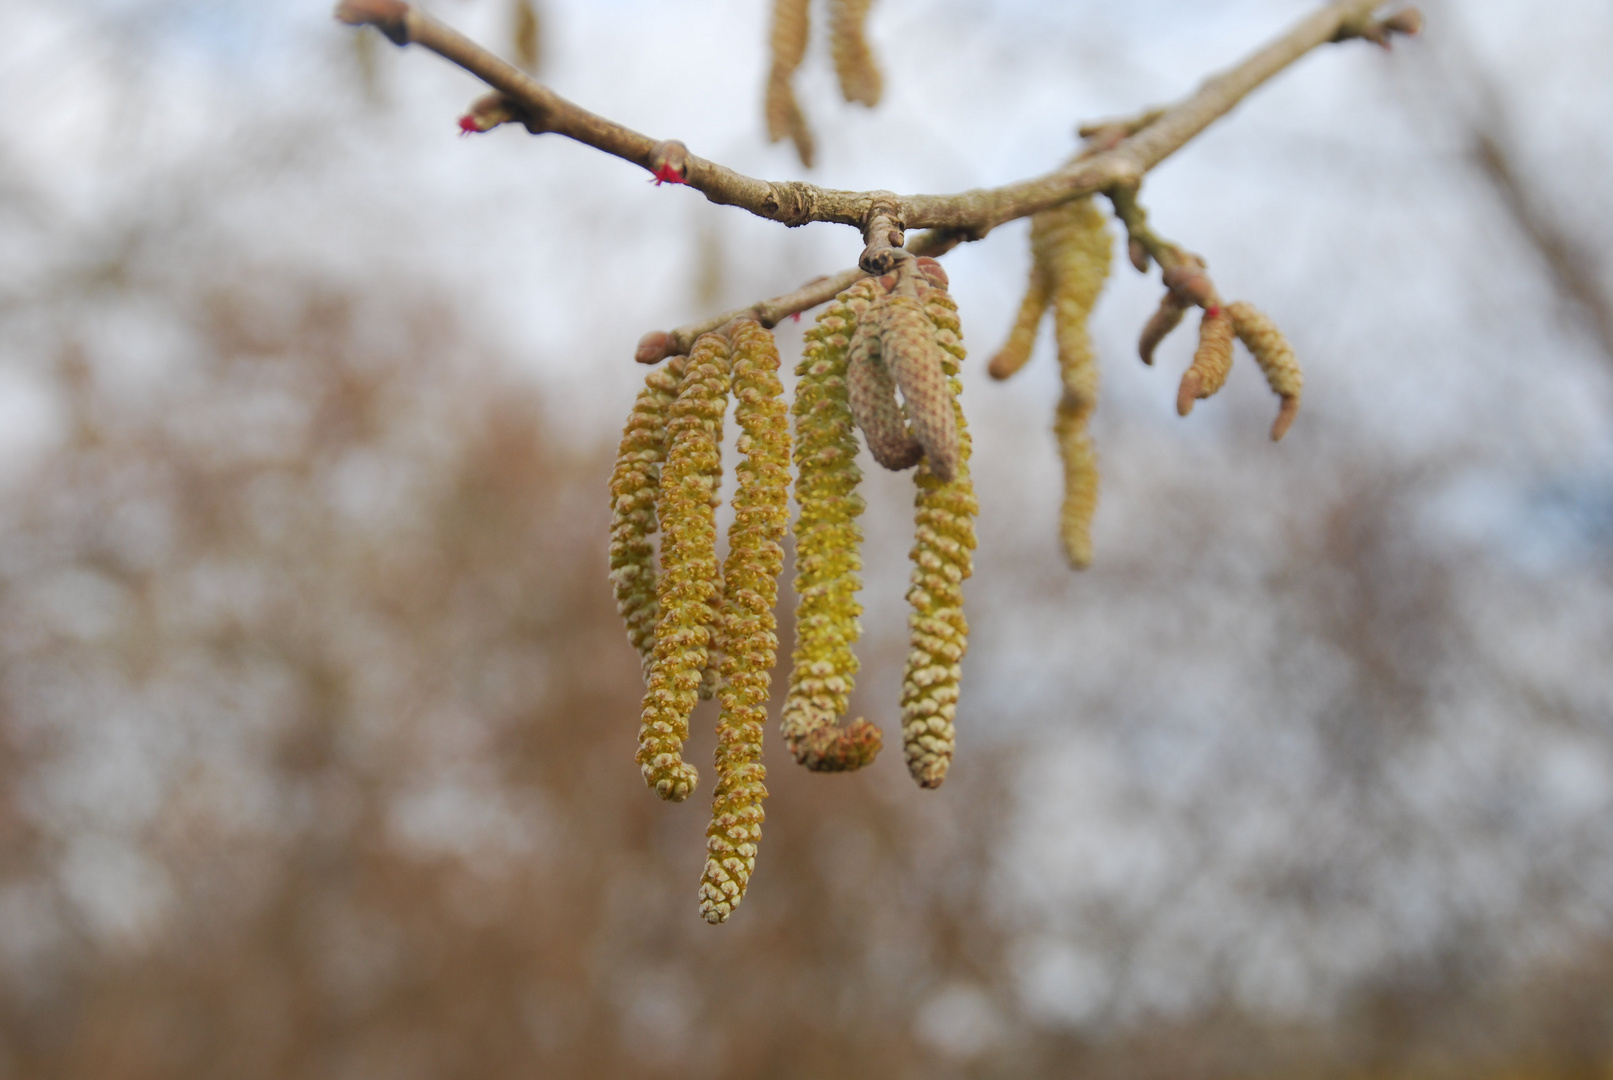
left=790, top=312, right=802, bottom=322
left=1206, top=304, right=1222, bottom=318
left=457, top=114, right=480, bottom=136
left=650, top=164, right=688, bottom=186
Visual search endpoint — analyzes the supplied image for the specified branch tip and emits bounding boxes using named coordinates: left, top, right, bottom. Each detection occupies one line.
left=334, top=0, right=410, bottom=45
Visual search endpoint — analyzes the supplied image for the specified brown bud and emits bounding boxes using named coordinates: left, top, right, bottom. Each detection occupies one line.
left=1161, top=260, right=1218, bottom=307
left=1138, top=291, right=1188, bottom=366
left=636, top=330, right=677, bottom=365
left=1381, top=8, right=1424, bottom=36
left=648, top=139, right=690, bottom=184
left=1128, top=236, right=1150, bottom=274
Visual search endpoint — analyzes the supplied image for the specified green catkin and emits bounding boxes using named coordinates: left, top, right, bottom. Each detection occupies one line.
left=988, top=261, right=1052, bottom=381
left=829, top=0, right=882, bottom=107
left=782, top=280, right=883, bottom=772
left=900, top=277, right=978, bottom=789
left=609, top=356, right=687, bottom=679
left=765, top=0, right=814, bottom=167
left=1034, top=196, right=1112, bottom=569
left=637, top=334, right=731, bottom=802
left=699, top=320, right=790, bottom=925
left=1227, top=300, right=1303, bottom=441
left=1177, top=306, right=1235, bottom=417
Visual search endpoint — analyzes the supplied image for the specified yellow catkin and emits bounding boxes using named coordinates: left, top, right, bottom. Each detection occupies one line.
left=782, top=280, right=883, bottom=772
left=829, top=0, right=882, bottom=107
left=699, top=320, right=790, bottom=925
left=1177, top=307, right=1235, bottom=417
left=609, top=356, right=687, bottom=679
left=1227, top=300, right=1304, bottom=441
left=1033, top=195, right=1112, bottom=569
left=900, top=278, right=978, bottom=789
left=510, top=0, right=541, bottom=72
left=637, top=334, right=731, bottom=802
left=1138, top=291, right=1189, bottom=366
left=988, top=262, right=1052, bottom=381
left=765, top=0, right=815, bottom=167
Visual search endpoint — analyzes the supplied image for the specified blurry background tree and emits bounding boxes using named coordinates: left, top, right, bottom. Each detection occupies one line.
left=0, top=1, right=1610, bottom=1078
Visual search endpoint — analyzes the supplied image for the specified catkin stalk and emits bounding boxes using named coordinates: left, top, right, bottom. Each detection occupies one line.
left=782, top=281, right=883, bottom=771
left=637, top=334, right=731, bottom=802
left=900, top=278, right=978, bottom=789
left=609, top=356, right=687, bottom=679
left=699, top=320, right=789, bottom=924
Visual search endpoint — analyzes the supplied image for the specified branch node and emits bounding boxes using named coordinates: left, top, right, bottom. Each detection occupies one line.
left=859, top=195, right=906, bottom=274
left=334, top=0, right=411, bottom=46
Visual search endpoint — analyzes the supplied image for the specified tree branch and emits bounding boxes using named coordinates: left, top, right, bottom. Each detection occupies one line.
left=335, top=0, right=1400, bottom=241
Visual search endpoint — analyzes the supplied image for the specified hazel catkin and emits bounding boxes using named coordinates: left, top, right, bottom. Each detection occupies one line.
left=846, top=306, right=924, bottom=470
left=900, top=275, right=978, bottom=789
left=829, top=0, right=882, bottom=107
left=1177, top=306, right=1235, bottom=417
left=876, top=291, right=960, bottom=483
left=699, top=319, right=790, bottom=924
left=1227, top=300, right=1303, bottom=440
left=609, top=356, right=687, bottom=679
left=637, top=333, right=732, bottom=802
left=765, top=0, right=814, bottom=167
left=782, top=281, right=883, bottom=772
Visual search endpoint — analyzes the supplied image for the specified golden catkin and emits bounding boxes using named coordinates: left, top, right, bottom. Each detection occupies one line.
left=988, top=262, right=1051, bottom=381
left=609, top=356, right=687, bottom=679
left=901, top=278, right=978, bottom=789
left=829, top=0, right=882, bottom=107
left=765, top=0, right=815, bottom=167
left=846, top=309, right=923, bottom=470
left=637, top=334, right=732, bottom=802
left=1227, top=301, right=1304, bottom=441
left=1138, top=291, right=1189, bottom=366
left=1177, top=306, right=1235, bottom=417
left=699, top=320, right=790, bottom=925
left=1033, top=195, right=1112, bottom=569
left=783, top=281, right=883, bottom=772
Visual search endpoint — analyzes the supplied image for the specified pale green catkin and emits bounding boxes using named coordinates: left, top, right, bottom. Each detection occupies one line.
left=1227, top=300, right=1303, bottom=441
left=637, top=334, right=731, bottom=802
left=699, top=319, right=790, bottom=924
left=782, top=279, right=884, bottom=772
left=609, top=356, right=687, bottom=679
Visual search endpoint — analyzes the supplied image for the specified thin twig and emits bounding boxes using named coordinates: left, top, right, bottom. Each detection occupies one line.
left=336, top=0, right=1396, bottom=240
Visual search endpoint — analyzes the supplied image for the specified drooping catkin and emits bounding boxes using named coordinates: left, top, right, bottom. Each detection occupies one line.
left=510, top=0, right=541, bottom=73
left=699, top=319, right=789, bottom=925
left=609, top=356, right=687, bottom=679
left=1138, top=291, right=1188, bottom=366
left=1227, top=301, right=1304, bottom=441
left=829, top=0, right=882, bottom=107
left=988, top=262, right=1051, bottom=381
left=1034, top=195, right=1112, bottom=569
left=846, top=308, right=923, bottom=470
left=782, top=281, right=883, bottom=772
left=1177, top=306, right=1235, bottom=417
left=765, top=0, right=815, bottom=167
left=877, top=291, right=960, bottom=483
left=637, top=334, right=732, bottom=802
left=901, top=277, right=977, bottom=789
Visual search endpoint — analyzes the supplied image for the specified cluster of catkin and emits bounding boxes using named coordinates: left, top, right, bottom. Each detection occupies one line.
left=765, top=0, right=883, bottom=167
left=609, top=258, right=976, bottom=922
left=991, top=197, right=1304, bottom=568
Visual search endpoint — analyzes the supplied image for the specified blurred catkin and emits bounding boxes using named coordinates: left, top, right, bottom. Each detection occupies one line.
left=637, top=335, right=731, bottom=802
left=1033, top=196, right=1112, bottom=569
left=766, top=0, right=815, bottom=167
left=901, top=278, right=977, bottom=789
left=700, top=320, right=789, bottom=924
left=1138, top=291, right=1189, bottom=366
left=1178, top=306, right=1235, bottom=417
left=829, top=0, right=883, bottom=107
left=609, top=356, right=686, bottom=679
left=1228, top=300, right=1303, bottom=440
left=510, top=0, right=542, bottom=73
left=988, top=262, right=1051, bottom=380
left=783, top=281, right=882, bottom=772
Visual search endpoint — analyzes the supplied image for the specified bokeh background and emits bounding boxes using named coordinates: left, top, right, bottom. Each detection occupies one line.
left=1, top=0, right=1610, bottom=1076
